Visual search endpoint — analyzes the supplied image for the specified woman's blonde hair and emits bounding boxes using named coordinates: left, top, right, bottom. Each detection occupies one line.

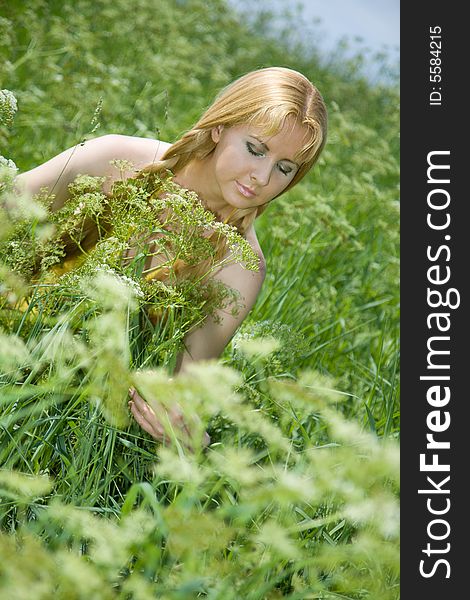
left=141, top=66, right=327, bottom=234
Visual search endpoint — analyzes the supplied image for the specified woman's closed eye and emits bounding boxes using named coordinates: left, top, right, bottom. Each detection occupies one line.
left=278, top=163, right=293, bottom=176
left=246, top=142, right=264, bottom=157
left=246, top=142, right=294, bottom=176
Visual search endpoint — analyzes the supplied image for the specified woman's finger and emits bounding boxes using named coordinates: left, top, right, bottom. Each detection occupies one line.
left=128, top=399, right=166, bottom=440
left=130, top=388, right=162, bottom=427
left=128, top=387, right=210, bottom=449
left=131, top=388, right=177, bottom=432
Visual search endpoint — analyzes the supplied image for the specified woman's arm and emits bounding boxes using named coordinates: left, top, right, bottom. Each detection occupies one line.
left=176, top=247, right=266, bottom=373
left=130, top=228, right=266, bottom=445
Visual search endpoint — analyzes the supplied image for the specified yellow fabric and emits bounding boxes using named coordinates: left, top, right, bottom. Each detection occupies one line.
left=50, top=253, right=86, bottom=277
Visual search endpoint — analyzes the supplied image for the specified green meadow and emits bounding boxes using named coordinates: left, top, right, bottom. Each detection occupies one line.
left=1, top=1, right=399, bottom=598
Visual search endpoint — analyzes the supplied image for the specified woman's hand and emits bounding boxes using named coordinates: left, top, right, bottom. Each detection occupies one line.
left=128, top=387, right=210, bottom=450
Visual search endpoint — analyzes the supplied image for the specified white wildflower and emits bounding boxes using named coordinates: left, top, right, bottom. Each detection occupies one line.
left=0, top=89, right=17, bottom=126
left=154, top=446, right=208, bottom=485
left=83, top=269, right=136, bottom=311
left=73, top=201, right=85, bottom=215
left=254, top=521, right=301, bottom=560
left=0, top=332, right=30, bottom=377
left=209, top=447, right=268, bottom=487
left=118, top=274, right=145, bottom=298
left=344, top=493, right=400, bottom=539
left=0, top=155, right=17, bottom=172
left=0, top=470, right=52, bottom=499
left=233, top=336, right=281, bottom=359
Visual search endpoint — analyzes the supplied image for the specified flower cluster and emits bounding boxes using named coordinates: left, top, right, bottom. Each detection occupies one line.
left=231, top=319, right=309, bottom=377
left=0, top=156, right=17, bottom=172
left=0, top=89, right=17, bottom=127
left=1, top=168, right=259, bottom=337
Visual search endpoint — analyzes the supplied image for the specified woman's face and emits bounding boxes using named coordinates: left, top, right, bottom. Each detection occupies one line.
left=208, top=118, right=307, bottom=210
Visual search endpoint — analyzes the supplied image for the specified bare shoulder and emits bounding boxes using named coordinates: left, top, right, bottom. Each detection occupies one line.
left=103, top=134, right=171, bottom=171
left=16, top=134, right=171, bottom=209
left=86, top=135, right=172, bottom=195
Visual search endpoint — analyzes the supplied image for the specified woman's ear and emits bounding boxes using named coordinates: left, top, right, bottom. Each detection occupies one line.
left=211, top=125, right=224, bottom=143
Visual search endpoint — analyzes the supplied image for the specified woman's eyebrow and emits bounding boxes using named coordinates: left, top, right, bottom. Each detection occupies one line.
left=250, top=136, right=299, bottom=167
left=250, top=135, right=269, bottom=151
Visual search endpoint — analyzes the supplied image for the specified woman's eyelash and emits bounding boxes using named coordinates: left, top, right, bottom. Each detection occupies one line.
left=246, top=142, right=264, bottom=157
left=246, top=142, right=293, bottom=176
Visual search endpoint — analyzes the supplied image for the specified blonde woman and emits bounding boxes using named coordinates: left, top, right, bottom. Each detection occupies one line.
left=16, top=66, right=327, bottom=443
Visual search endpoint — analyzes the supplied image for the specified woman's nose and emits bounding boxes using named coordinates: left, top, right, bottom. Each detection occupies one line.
left=251, top=162, right=272, bottom=187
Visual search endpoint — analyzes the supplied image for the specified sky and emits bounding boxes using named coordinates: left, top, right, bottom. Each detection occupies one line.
left=229, top=0, right=400, bottom=82
left=295, top=0, right=399, bottom=53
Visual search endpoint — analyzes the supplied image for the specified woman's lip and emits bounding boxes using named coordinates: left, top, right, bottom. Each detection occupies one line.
left=236, top=181, right=256, bottom=198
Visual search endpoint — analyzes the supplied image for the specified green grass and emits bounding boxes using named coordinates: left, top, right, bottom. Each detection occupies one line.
left=1, top=1, right=399, bottom=597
